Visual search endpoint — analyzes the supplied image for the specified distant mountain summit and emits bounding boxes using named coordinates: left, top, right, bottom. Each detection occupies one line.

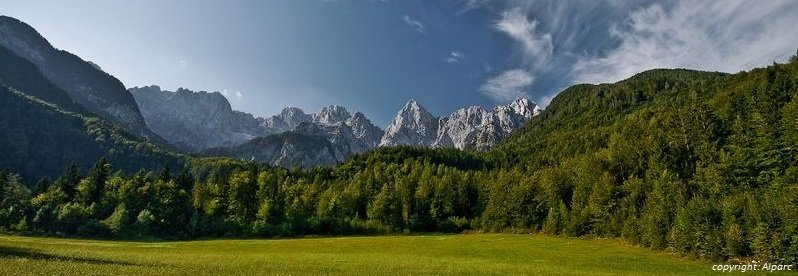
left=129, top=85, right=274, bottom=151
left=258, top=107, right=312, bottom=132
left=313, top=105, right=351, bottom=126
left=0, top=16, right=153, bottom=138
left=380, top=99, right=439, bottom=147
left=381, top=98, right=541, bottom=150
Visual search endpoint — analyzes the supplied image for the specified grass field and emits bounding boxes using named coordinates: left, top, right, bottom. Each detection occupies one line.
left=0, top=233, right=776, bottom=275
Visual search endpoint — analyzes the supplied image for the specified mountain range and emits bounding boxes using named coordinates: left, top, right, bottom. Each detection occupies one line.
left=381, top=98, right=541, bottom=150
left=0, top=16, right=158, bottom=140
left=131, top=86, right=540, bottom=167
left=0, top=14, right=539, bottom=174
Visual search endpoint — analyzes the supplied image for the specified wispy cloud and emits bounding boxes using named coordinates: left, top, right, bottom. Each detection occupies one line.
left=444, top=51, right=465, bottom=63
left=403, top=15, right=426, bottom=33
left=479, top=69, right=533, bottom=102
left=573, top=0, right=798, bottom=84
left=494, top=8, right=553, bottom=67
left=468, top=0, right=798, bottom=106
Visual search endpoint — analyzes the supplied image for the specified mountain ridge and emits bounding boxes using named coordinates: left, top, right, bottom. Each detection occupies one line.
left=0, top=15, right=154, bottom=139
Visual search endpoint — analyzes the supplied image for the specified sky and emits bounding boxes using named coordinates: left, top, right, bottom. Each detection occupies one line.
left=2, top=0, right=797, bottom=126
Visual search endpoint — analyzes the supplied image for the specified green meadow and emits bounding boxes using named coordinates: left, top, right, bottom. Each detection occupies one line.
left=0, top=233, right=760, bottom=275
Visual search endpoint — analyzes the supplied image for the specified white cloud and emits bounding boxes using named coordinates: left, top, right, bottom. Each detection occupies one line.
left=235, top=91, right=243, bottom=100
left=573, top=0, right=798, bottom=84
left=178, top=59, right=189, bottom=69
left=444, top=51, right=465, bottom=63
left=456, top=0, right=493, bottom=14
left=494, top=8, right=553, bottom=66
left=403, top=15, right=426, bottom=33
left=480, top=69, right=533, bottom=102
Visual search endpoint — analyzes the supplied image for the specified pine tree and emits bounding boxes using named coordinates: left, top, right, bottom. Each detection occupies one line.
left=175, top=169, right=194, bottom=192
left=55, top=163, right=81, bottom=201
left=159, top=165, right=172, bottom=183
left=79, top=157, right=111, bottom=205
left=31, top=177, right=50, bottom=196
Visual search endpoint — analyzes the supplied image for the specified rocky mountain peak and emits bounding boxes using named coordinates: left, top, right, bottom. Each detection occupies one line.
left=260, top=107, right=312, bottom=132
left=380, top=99, right=439, bottom=147
left=280, top=107, right=307, bottom=118
left=130, top=86, right=270, bottom=151
left=313, top=105, right=351, bottom=126
left=508, top=98, right=542, bottom=119
left=381, top=98, right=542, bottom=150
left=345, top=112, right=369, bottom=128
left=403, top=99, right=425, bottom=113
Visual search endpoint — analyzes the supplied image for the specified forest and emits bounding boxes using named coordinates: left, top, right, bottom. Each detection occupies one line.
left=2, top=57, right=798, bottom=264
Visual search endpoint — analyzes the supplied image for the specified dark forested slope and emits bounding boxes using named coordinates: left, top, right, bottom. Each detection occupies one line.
left=0, top=84, right=181, bottom=181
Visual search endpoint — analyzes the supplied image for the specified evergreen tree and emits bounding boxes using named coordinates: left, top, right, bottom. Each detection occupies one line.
left=55, top=163, right=81, bottom=201
left=78, top=157, right=111, bottom=206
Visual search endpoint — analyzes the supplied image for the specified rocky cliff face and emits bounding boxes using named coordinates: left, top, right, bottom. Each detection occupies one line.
left=205, top=105, right=384, bottom=168
left=313, top=105, right=351, bottom=126
left=258, top=107, right=312, bottom=132
left=381, top=98, right=541, bottom=150
left=0, top=16, right=152, bottom=137
left=129, top=86, right=274, bottom=151
left=205, top=132, right=341, bottom=168
left=379, top=100, right=439, bottom=147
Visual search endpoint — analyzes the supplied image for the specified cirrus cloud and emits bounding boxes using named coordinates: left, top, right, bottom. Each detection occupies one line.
left=573, top=0, right=798, bottom=84
left=494, top=8, right=553, bottom=67
left=469, top=0, right=798, bottom=106
left=403, top=15, right=426, bottom=33
left=444, top=51, right=465, bottom=63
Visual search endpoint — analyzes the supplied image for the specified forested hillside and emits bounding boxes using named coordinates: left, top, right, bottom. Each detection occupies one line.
left=486, top=60, right=798, bottom=262
left=1, top=58, right=797, bottom=263
left=0, top=84, right=182, bottom=181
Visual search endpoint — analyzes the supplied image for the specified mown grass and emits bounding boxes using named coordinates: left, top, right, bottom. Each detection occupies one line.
left=0, top=233, right=780, bottom=275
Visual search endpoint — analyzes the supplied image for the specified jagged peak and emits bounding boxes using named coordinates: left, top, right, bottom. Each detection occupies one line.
left=453, top=105, right=487, bottom=114
left=347, top=111, right=381, bottom=129
left=280, top=106, right=307, bottom=116
left=317, top=104, right=350, bottom=116
left=145, top=85, right=161, bottom=92
left=347, top=111, right=369, bottom=123
left=506, top=97, right=541, bottom=118
left=314, top=104, right=351, bottom=126
left=129, top=85, right=162, bottom=93
left=399, top=99, right=432, bottom=116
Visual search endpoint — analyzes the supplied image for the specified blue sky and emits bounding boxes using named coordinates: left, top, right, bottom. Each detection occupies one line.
left=2, top=0, right=797, bottom=126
